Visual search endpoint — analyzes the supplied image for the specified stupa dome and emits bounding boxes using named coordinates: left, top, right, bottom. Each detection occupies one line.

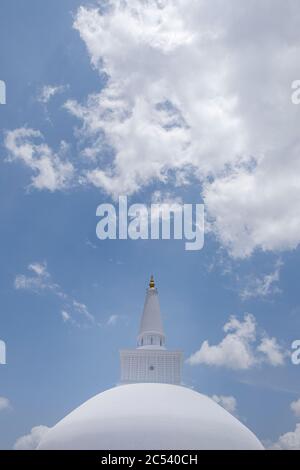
left=38, top=383, right=263, bottom=450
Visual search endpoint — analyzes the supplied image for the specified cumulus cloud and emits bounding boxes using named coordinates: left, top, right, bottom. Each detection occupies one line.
left=257, top=336, right=285, bottom=367
left=203, top=154, right=300, bottom=258
left=212, top=395, right=238, bottom=416
left=14, top=425, right=50, bottom=450
left=15, top=262, right=95, bottom=327
left=270, top=424, right=300, bottom=450
left=270, top=399, right=300, bottom=449
left=187, top=314, right=286, bottom=370
left=66, top=0, right=246, bottom=199
left=5, top=128, right=74, bottom=192
left=64, top=0, right=300, bottom=258
left=0, top=397, right=11, bottom=412
left=291, top=399, right=300, bottom=418
left=38, top=85, right=68, bottom=104
left=5, top=1, right=300, bottom=258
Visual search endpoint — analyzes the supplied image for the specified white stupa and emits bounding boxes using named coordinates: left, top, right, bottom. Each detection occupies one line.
left=38, top=277, right=263, bottom=450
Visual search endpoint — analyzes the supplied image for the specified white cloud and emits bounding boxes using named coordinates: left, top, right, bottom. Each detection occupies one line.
left=187, top=314, right=257, bottom=370
left=257, top=336, right=285, bottom=367
left=107, top=314, right=120, bottom=326
left=5, top=128, right=74, bottom=192
left=14, top=425, right=50, bottom=450
left=38, top=85, right=67, bottom=104
left=72, top=300, right=95, bottom=323
left=291, top=399, right=300, bottom=418
left=67, top=0, right=246, bottom=200
left=28, top=262, right=48, bottom=277
left=0, top=397, right=11, bottom=412
left=270, top=424, right=300, bottom=450
left=61, top=310, right=72, bottom=323
left=106, top=314, right=128, bottom=327
left=212, top=395, right=237, bottom=416
left=15, top=262, right=95, bottom=327
left=15, top=261, right=54, bottom=292
left=187, top=313, right=286, bottom=370
left=240, top=260, right=282, bottom=300
left=65, top=0, right=300, bottom=259
left=203, top=155, right=300, bottom=258
left=151, top=191, right=182, bottom=206
left=270, top=399, right=300, bottom=449
left=6, top=1, right=300, bottom=258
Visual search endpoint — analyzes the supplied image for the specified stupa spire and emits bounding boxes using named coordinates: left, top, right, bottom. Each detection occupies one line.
left=120, top=276, right=183, bottom=384
left=137, top=276, right=165, bottom=348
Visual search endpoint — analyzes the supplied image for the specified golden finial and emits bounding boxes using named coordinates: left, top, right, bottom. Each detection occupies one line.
left=149, top=275, right=155, bottom=289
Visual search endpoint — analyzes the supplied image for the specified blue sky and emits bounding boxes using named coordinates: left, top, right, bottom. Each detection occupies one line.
left=1, top=0, right=300, bottom=450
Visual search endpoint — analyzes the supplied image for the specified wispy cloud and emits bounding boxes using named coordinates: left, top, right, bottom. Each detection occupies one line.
left=107, top=314, right=120, bottom=326
left=0, top=397, right=11, bottom=412
left=15, top=262, right=95, bottom=327
left=38, top=85, right=68, bottom=104
left=72, top=300, right=95, bottom=323
left=106, top=314, right=129, bottom=327
left=15, top=262, right=58, bottom=292
left=61, top=310, right=72, bottom=323
left=5, top=128, right=74, bottom=192
left=240, top=260, right=283, bottom=300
